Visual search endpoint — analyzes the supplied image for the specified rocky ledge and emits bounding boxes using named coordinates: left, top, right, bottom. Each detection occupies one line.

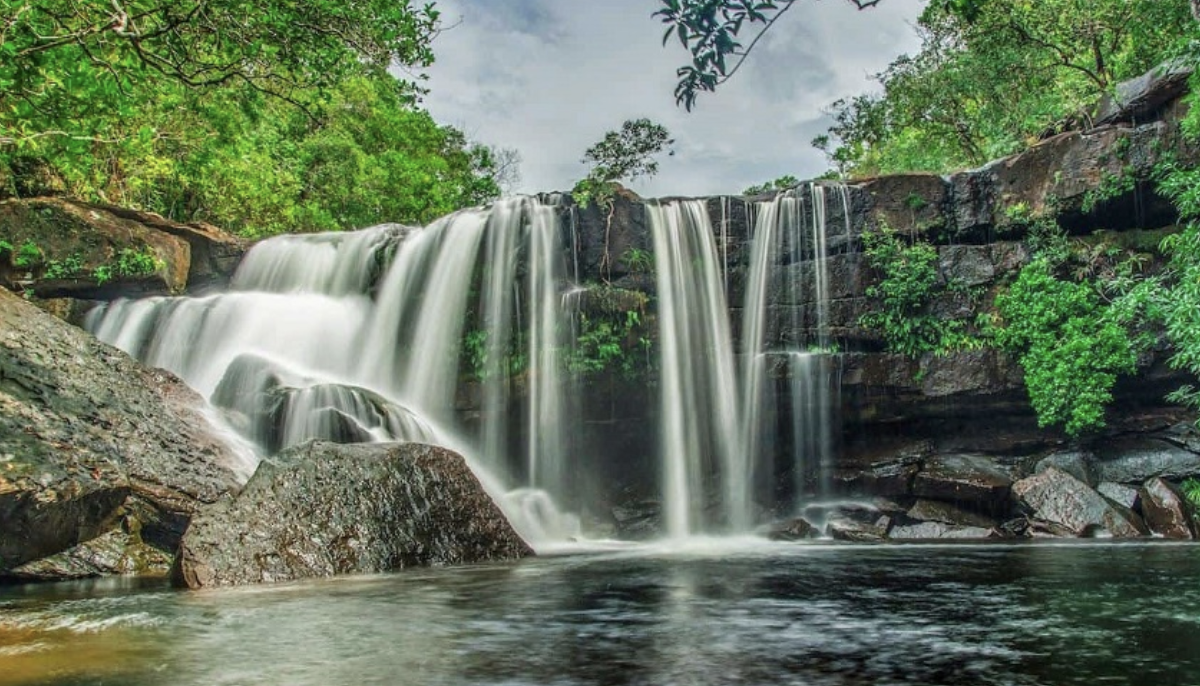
left=175, top=441, right=534, bottom=588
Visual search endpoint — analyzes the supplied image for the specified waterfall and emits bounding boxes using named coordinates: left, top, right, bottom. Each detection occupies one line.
left=87, top=198, right=580, bottom=547
left=739, top=184, right=849, bottom=512
left=88, top=186, right=850, bottom=544
left=647, top=200, right=744, bottom=537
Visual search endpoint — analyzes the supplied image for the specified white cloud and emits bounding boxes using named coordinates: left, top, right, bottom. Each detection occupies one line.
left=421, top=0, right=925, bottom=197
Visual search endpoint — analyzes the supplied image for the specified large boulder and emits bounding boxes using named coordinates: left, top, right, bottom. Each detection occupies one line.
left=175, top=441, right=534, bottom=588
left=912, top=454, right=1015, bottom=517
left=1092, top=438, right=1200, bottom=484
left=0, top=287, right=245, bottom=575
left=1140, top=478, right=1197, bottom=540
left=1011, top=467, right=1148, bottom=538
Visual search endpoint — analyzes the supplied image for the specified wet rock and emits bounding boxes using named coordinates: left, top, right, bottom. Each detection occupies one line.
left=175, top=441, right=533, bottom=588
left=212, top=354, right=433, bottom=453
left=1092, top=438, right=1200, bottom=484
left=1036, top=451, right=1097, bottom=487
left=906, top=499, right=996, bottom=529
left=833, top=460, right=918, bottom=498
left=889, top=522, right=995, bottom=540
left=998, top=517, right=1031, bottom=538
left=913, top=454, right=1014, bottom=517
left=1011, top=467, right=1148, bottom=538
left=766, top=517, right=820, bottom=541
left=0, top=288, right=244, bottom=575
left=3, top=529, right=171, bottom=581
left=1140, top=478, right=1197, bottom=540
left=824, top=504, right=892, bottom=542
left=1097, top=482, right=1140, bottom=511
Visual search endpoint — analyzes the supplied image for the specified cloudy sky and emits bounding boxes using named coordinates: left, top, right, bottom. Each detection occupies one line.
left=421, top=0, right=925, bottom=198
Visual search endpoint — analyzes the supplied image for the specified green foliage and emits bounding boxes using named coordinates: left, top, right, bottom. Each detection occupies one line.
left=567, top=309, right=653, bottom=380
left=1081, top=168, right=1137, bottom=214
left=459, top=328, right=528, bottom=382
left=13, top=239, right=41, bottom=268
left=44, top=255, right=83, bottom=280
left=571, top=119, right=673, bottom=209
left=1183, top=478, right=1200, bottom=512
left=743, top=175, right=799, bottom=195
left=858, top=225, right=977, bottom=357
left=565, top=286, right=655, bottom=380
left=654, top=0, right=989, bottom=110
left=994, top=258, right=1136, bottom=436
left=621, top=248, right=655, bottom=273
left=811, top=0, right=1192, bottom=176
left=0, top=3, right=506, bottom=237
left=1133, top=73, right=1200, bottom=421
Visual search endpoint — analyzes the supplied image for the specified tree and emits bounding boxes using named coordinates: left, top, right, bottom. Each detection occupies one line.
left=1, top=0, right=440, bottom=146
left=743, top=174, right=798, bottom=195
left=572, top=118, right=673, bottom=281
left=655, top=0, right=997, bottom=109
left=814, top=0, right=1194, bottom=177
left=571, top=118, right=674, bottom=208
left=0, top=1, right=508, bottom=236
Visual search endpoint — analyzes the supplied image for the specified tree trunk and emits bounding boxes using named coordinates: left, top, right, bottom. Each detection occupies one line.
left=1193, top=0, right=1200, bottom=24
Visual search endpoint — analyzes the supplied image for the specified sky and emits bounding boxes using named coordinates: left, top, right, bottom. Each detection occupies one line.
left=421, top=0, right=925, bottom=198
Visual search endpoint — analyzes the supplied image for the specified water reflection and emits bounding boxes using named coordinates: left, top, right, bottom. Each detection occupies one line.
left=3, top=542, right=1200, bottom=686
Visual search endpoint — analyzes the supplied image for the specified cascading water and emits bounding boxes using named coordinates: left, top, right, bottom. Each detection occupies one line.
left=87, top=197, right=580, bottom=546
left=646, top=200, right=745, bottom=537
left=88, top=186, right=849, bottom=545
left=739, top=184, right=850, bottom=511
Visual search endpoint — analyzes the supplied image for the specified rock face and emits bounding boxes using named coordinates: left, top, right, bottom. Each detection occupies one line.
left=1012, top=468, right=1148, bottom=538
left=0, top=287, right=244, bottom=575
left=175, top=441, right=534, bottom=588
left=0, top=197, right=245, bottom=306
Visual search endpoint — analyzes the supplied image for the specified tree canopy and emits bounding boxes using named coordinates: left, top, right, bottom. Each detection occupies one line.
left=0, top=0, right=507, bottom=235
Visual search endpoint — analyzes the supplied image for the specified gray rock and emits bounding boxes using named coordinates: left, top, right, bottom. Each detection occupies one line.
left=3, top=529, right=171, bottom=581
left=913, top=454, right=1014, bottom=517
left=766, top=517, right=821, bottom=541
left=1012, top=467, right=1148, bottom=538
left=1093, top=59, right=1193, bottom=126
left=0, top=288, right=243, bottom=574
left=1096, top=482, right=1140, bottom=511
left=1140, top=478, right=1197, bottom=540
left=175, top=441, right=533, bottom=588
left=823, top=504, right=891, bottom=542
left=1093, top=438, right=1200, bottom=484
left=906, top=499, right=996, bottom=529
left=938, top=245, right=995, bottom=287
left=1036, top=451, right=1097, bottom=486
left=889, top=522, right=995, bottom=540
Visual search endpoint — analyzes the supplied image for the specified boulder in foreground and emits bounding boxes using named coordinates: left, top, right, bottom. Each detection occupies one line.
left=0, top=287, right=244, bottom=577
left=175, top=441, right=534, bottom=588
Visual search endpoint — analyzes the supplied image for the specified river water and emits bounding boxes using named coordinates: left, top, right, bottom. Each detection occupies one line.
left=2, top=541, right=1199, bottom=686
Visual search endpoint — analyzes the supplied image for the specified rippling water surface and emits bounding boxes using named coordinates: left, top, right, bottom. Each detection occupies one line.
left=3, top=541, right=1200, bottom=685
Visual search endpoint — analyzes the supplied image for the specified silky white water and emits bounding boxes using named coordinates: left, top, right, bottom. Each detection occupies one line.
left=89, top=189, right=848, bottom=543
left=87, top=198, right=579, bottom=546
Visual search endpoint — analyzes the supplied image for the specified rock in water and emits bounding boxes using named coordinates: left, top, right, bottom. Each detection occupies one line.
left=1011, top=467, right=1148, bottom=538
left=1140, top=478, right=1197, bottom=539
left=0, top=287, right=244, bottom=575
left=175, top=441, right=534, bottom=588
